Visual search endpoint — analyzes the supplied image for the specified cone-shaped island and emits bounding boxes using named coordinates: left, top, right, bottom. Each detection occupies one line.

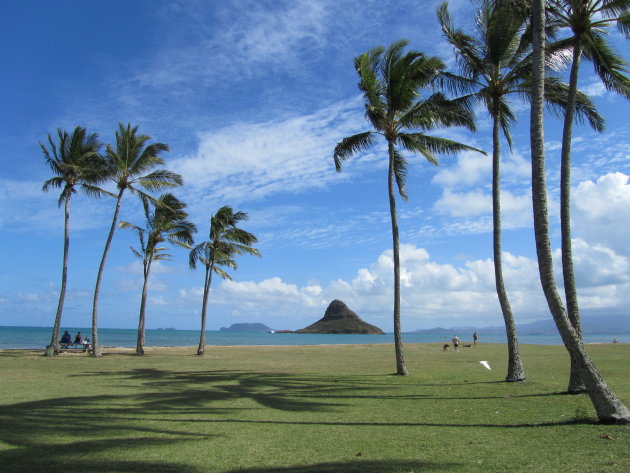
left=296, top=299, right=384, bottom=334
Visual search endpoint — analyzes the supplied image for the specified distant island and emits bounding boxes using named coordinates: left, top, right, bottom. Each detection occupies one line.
left=220, top=323, right=273, bottom=332
left=296, top=299, right=384, bottom=334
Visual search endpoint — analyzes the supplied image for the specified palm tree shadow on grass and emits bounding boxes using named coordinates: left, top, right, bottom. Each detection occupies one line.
left=1, top=437, right=204, bottom=473
left=222, top=460, right=456, bottom=473
left=0, top=368, right=598, bottom=473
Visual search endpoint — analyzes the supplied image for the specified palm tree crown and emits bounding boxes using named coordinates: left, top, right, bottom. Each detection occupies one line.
left=41, top=126, right=106, bottom=204
left=189, top=206, right=260, bottom=280
left=122, top=193, right=197, bottom=267
left=105, top=123, right=182, bottom=196
left=437, top=1, right=603, bottom=144
left=335, top=39, right=482, bottom=199
left=549, top=0, right=630, bottom=97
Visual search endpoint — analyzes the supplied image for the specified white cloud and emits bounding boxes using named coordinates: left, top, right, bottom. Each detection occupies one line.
left=432, top=150, right=490, bottom=187
left=134, top=0, right=333, bottom=91
left=579, top=80, right=607, bottom=98
left=573, top=172, right=630, bottom=257
left=434, top=189, right=490, bottom=217
left=433, top=188, right=531, bottom=226
left=172, top=97, right=376, bottom=209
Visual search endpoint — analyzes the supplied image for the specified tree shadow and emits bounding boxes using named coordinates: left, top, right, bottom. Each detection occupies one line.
left=222, top=459, right=457, bottom=473
left=0, top=365, right=596, bottom=473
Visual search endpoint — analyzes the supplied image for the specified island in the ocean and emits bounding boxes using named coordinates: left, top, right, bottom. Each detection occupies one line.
left=220, top=323, right=273, bottom=332
left=296, top=299, right=384, bottom=334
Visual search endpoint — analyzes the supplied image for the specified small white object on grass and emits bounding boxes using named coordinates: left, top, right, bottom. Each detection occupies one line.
left=480, top=360, right=492, bottom=370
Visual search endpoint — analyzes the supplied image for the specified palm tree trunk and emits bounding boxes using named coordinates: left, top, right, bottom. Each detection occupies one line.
left=136, top=259, right=151, bottom=356
left=91, top=188, right=125, bottom=357
left=197, top=265, right=213, bottom=355
left=492, top=106, right=525, bottom=382
left=387, top=141, right=408, bottom=376
left=561, top=38, right=586, bottom=394
left=530, top=1, right=630, bottom=424
left=47, top=194, right=71, bottom=356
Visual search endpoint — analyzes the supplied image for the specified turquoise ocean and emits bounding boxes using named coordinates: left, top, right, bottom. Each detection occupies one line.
left=0, top=326, right=624, bottom=349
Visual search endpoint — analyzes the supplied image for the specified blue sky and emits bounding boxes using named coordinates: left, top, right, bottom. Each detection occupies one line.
left=1, top=0, right=629, bottom=332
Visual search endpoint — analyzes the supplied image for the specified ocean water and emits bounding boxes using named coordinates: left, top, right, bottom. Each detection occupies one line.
left=0, top=326, right=624, bottom=349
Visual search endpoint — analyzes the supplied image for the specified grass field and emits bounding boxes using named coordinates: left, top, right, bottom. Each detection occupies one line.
left=0, top=342, right=628, bottom=473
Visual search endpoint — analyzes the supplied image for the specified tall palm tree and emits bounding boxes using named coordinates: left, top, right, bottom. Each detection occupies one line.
left=189, top=206, right=260, bottom=356
left=41, top=126, right=107, bottom=355
left=437, top=0, right=603, bottom=382
left=334, top=40, right=484, bottom=376
left=547, top=0, right=630, bottom=393
left=91, top=123, right=182, bottom=357
left=121, top=194, right=196, bottom=355
left=530, top=0, right=630, bottom=424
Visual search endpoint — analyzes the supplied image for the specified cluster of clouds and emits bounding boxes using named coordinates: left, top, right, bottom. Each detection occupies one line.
left=168, top=171, right=630, bottom=331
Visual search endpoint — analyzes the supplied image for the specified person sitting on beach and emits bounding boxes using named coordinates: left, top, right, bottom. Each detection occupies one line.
left=74, top=332, right=83, bottom=344
left=60, top=331, right=71, bottom=344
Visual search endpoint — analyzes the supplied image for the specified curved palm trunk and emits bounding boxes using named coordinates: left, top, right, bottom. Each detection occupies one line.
left=491, top=107, right=525, bottom=382
left=91, top=188, right=125, bottom=357
left=47, top=195, right=72, bottom=356
left=197, top=265, right=213, bottom=355
left=530, top=2, right=630, bottom=424
left=136, top=258, right=152, bottom=356
left=561, top=38, right=586, bottom=394
left=387, top=141, right=408, bottom=376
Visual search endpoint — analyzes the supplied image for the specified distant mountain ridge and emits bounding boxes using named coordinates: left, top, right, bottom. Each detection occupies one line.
left=412, top=314, right=630, bottom=335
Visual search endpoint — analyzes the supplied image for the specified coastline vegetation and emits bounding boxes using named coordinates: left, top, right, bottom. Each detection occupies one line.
left=1, top=343, right=628, bottom=472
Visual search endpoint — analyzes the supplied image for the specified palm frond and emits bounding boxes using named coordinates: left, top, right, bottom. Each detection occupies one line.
left=583, top=30, right=630, bottom=99
left=213, top=265, right=233, bottom=281
left=136, top=169, right=183, bottom=191
left=355, top=47, right=386, bottom=122
left=391, top=149, right=409, bottom=200
left=400, top=93, right=477, bottom=132
left=400, top=133, right=486, bottom=159
left=538, top=76, right=606, bottom=131
left=333, top=132, right=375, bottom=171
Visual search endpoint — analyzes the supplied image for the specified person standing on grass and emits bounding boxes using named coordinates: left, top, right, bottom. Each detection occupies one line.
left=452, top=335, right=460, bottom=352
left=473, top=332, right=478, bottom=346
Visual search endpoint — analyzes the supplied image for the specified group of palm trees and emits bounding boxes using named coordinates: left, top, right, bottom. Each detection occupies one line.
left=42, top=124, right=259, bottom=358
left=335, top=0, right=629, bottom=423
left=42, top=0, right=629, bottom=424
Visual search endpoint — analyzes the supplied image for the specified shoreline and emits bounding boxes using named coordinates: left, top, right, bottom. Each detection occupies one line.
left=1, top=341, right=623, bottom=354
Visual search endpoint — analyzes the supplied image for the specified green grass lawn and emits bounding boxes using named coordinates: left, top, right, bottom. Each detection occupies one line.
left=0, top=342, right=628, bottom=473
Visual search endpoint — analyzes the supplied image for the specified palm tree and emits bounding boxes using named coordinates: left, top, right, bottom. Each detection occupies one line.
left=41, top=126, right=106, bottom=355
left=91, top=123, right=182, bottom=357
left=529, top=0, right=630, bottom=424
left=189, top=206, right=260, bottom=356
left=121, top=193, right=196, bottom=355
left=547, top=0, right=630, bottom=394
left=334, top=40, right=484, bottom=376
left=437, top=0, right=603, bottom=382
